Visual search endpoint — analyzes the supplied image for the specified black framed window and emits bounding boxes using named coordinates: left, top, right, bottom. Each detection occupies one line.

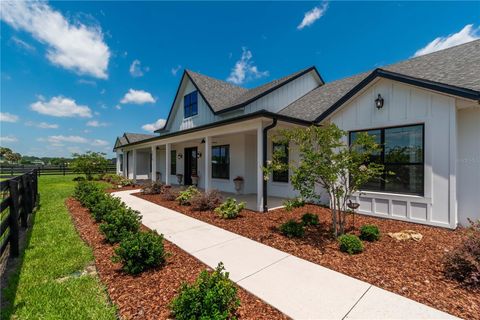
left=212, top=145, right=229, bottom=179
left=184, top=91, right=198, bottom=118
left=272, top=142, right=289, bottom=182
left=170, top=150, right=176, bottom=175
left=349, top=124, right=424, bottom=196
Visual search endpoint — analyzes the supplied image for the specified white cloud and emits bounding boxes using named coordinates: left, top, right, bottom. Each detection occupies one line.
left=46, top=135, right=88, bottom=146
left=86, top=120, right=108, bottom=127
left=0, top=112, right=19, bottom=123
left=129, top=59, right=149, bottom=77
left=0, top=135, right=18, bottom=143
left=1, top=0, right=110, bottom=78
left=297, top=2, right=328, bottom=30
left=120, top=89, right=156, bottom=104
left=115, top=104, right=122, bottom=110
left=11, top=36, right=35, bottom=52
left=142, top=118, right=166, bottom=132
left=26, top=121, right=58, bottom=129
left=30, top=96, right=92, bottom=118
left=414, top=24, right=480, bottom=57
left=227, top=47, right=269, bottom=85
left=171, top=65, right=182, bottom=76
left=91, top=139, right=109, bottom=147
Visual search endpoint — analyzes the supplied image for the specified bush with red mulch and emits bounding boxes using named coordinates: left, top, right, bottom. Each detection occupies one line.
left=66, top=198, right=286, bottom=319
left=135, top=192, right=480, bottom=320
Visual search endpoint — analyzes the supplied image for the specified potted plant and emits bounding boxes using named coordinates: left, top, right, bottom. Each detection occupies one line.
left=233, top=176, right=244, bottom=194
left=191, top=173, right=199, bottom=186
left=176, top=173, right=183, bottom=184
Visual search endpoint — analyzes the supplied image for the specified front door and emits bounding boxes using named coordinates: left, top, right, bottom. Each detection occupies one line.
left=184, top=147, right=198, bottom=185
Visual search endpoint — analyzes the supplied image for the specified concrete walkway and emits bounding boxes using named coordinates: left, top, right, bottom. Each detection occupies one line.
left=112, top=190, right=458, bottom=320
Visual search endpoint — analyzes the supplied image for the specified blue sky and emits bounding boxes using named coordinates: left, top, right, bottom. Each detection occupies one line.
left=1, top=1, right=479, bottom=158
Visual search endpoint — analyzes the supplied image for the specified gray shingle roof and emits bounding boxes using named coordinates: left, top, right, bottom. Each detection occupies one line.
left=124, top=133, right=156, bottom=143
left=186, top=66, right=318, bottom=113
left=280, top=40, right=480, bottom=121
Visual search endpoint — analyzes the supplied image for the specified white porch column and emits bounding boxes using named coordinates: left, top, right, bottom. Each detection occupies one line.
left=116, top=152, right=121, bottom=175
left=123, top=150, right=127, bottom=177
left=165, top=143, right=171, bottom=185
left=132, top=149, right=137, bottom=182
left=257, top=125, right=264, bottom=211
left=151, top=145, right=157, bottom=182
left=204, top=136, right=211, bottom=191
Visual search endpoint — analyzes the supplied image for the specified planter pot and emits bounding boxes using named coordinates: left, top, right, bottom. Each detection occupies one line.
left=233, top=180, right=244, bottom=194
left=191, top=176, right=199, bottom=186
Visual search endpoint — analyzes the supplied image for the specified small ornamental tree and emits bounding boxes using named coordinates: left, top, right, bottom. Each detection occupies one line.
left=265, top=124, right=384, bottom=237
left=72, top=151, right=110, bottom=180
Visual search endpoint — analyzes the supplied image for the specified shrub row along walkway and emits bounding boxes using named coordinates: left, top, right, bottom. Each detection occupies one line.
left=113, top=189, right=457, bottom=320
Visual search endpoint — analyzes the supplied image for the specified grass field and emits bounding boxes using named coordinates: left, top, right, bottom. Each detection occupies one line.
left=1, top=175, right=117, bottom=320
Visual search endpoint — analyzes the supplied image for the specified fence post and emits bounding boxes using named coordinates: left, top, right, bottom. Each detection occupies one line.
left=8, top=179, right=20, bottom=257
left=21, top=174, right=31, bottom=227
left=10, top=166, right=13, bottom=176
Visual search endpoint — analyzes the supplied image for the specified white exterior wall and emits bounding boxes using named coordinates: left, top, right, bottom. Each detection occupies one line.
left=244, top=72, right=319, bottom=114
left=457, top=106, right=480, bottom=225
left=327, top=79, right=457, bottom=228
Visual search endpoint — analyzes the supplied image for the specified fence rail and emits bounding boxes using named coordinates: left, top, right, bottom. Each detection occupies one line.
left=0, top=170, right=39, bottom=259
left=0, top=165, right=116, bottom=177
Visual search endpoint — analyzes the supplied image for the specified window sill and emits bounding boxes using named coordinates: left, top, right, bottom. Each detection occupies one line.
left=212, top=178, right=230, bottom=182
left=271, top=181, right=289, bottom=185
left=183, top=114, right=199, bottom=121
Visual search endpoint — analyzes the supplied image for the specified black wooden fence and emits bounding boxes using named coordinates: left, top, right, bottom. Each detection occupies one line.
left=0, top=164, right=116, bottom=178
left=0, top=170, right=39, bottom=259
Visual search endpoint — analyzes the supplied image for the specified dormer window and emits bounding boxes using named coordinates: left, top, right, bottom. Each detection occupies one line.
left=184, top=91, right=198, bottom=118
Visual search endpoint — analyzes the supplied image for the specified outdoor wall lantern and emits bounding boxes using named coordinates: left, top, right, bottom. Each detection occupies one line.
left=375, top=94, right=384, bottom=109
left=196, top=152, right=202, bottom=159
left=177, top=153, right=183, bottom=159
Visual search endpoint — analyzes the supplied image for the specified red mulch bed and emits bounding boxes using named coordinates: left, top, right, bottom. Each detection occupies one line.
left=135, top=193, right=480, bottom=320
left=66, top=198, right=287, bottom=320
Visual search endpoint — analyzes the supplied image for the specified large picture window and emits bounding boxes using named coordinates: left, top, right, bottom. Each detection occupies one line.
left=184, top=91, right=198, bottom=118
left=349, top=124, right=424, bottom=195
left=212, top=145, right=229, bottom=179
left=170, top=150, right=177, bottom=175
left=272, top=142, right=289, bottom=182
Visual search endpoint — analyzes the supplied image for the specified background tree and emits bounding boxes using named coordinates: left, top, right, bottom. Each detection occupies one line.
left=72, top=151, right=109, bottom=180
left=0, top=147, right=21, bottom=163
left=265, top=124, right=384, bottom=237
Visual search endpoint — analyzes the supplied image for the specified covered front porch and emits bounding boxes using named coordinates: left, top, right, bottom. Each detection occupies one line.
left=116, top=116, right=303, bottom=211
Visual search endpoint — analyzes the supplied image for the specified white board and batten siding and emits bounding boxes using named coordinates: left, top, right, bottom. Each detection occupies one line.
left=327, top=78, right=458, bottom=228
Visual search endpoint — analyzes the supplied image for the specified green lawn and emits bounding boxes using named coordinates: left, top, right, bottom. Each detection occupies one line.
left=1, top=175, right=117, bottom=320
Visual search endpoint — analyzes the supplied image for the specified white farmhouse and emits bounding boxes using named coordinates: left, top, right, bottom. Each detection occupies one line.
left=114, top=40, right=480, bottom=228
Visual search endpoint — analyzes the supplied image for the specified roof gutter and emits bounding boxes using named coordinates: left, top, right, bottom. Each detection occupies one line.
left=262, top=117, right=277, bottom=212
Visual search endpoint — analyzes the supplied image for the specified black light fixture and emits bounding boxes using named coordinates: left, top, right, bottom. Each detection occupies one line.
left=201, top=138, right=205, bottom=144
left=177, top=153, right=183, bottom=159
left=196, top=152, right=202, bottom=159
left=375, top=94, right=384, bottom=109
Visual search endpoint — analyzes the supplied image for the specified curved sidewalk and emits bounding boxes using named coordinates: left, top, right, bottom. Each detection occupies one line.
left=112, top=190, right=458, bottom=320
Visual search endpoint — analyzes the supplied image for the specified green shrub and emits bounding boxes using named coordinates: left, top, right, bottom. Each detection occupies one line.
left=112, top=230, right=166, bottom=274
left=279, top=219, right=305, bottom=238
left=74, top=181, right=104, bottom=210
left=214, top=198, right=245, bottom=219
left=359, top=224, right=380, bottom=242
left=170, top=262, right=240, bottom=320
left=90, top=194, right=126, bottom=222
left=338, top=234, right=364, bottom=254
left=100, top=207, right=141, bottom=243
left=176, top=186, right=200, bottom=205
left=301, top=213, right=319, bottom=226
left=283, top=197, right=305, bottom=211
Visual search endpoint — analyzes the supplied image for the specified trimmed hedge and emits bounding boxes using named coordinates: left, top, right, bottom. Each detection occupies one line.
left=338, top=234, right=364, bottom=254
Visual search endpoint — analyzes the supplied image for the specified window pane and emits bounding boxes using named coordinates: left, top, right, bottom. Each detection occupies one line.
left=273, top=143, right=288, bottom=182
left=191, top=91, right=197, bottom=104
left=350, top=129, right=382, bottom=162
left=385, top=164, right=423, bottom=194
left=211, top=145, right=229, bottom=179
left=385, top=125, right=423, bottom=163
left=192, top=102, right=198, bottom=115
